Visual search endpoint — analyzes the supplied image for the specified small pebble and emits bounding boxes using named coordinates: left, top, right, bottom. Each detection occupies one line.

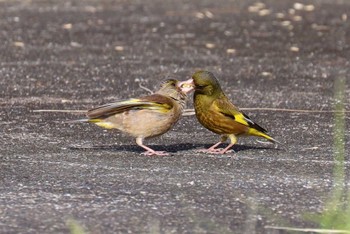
left=304, top=5, right=315, bottom=11
left=115, top=46, right=124, bottom=51
left=292, top=15, right=302, bottom=21
left=70, top=42, right=82, bottom=47
left=226, top=48, right=236, bottom=54
left=275, top=13, right=285, bottom=19
left=195, top=12, right=205, bottom=19
left=62, top=23, right=72, bottom=29
left=248, top=6, right=260, bottom=12
left=293, top=3, right=304, bottom=10
left=288, top=9, right=296, bottom=15
left=259, top=9, right=271, bottom=16
left=254, top=2, right=266, bottom=8
left=290, top=46, right=299, bottom=52
left=248, top=2, right=265, bottom=12
left=281, top=21, right=291, bottom=26
left=13, top=41, right=25, bottom=47
left=261, top=72, right=272, bottom=76
left=342, top=14, right=347, bottom=21
left=205, top=43, right=215, bottom=49
left=204, top=10, right=214, bottom=18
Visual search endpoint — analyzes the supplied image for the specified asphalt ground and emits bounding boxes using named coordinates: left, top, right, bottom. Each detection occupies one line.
left=0, top=0, right=349, bottom=233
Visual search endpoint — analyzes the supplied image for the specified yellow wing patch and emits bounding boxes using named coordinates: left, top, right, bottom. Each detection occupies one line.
left=88, top=119, right=115, bottom=129
left=232, top=113, right=249, bottom=127
left=212, top=99, right=250, bottom=127
left=95, top=121, right=115, bottom=129
left=121, top=99, right=172, bottom=113
left=143, top=103, right=172, bottom=113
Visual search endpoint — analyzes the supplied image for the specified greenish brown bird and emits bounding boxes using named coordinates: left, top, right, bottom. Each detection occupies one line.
left=74, top=79, right=193, bottom=156
left=179, top=71, right=279, bottom=154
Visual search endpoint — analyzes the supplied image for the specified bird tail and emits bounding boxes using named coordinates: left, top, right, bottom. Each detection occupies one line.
left=32, top=109, right=86, bottom=113
left=64, top=118, right=116, bottom=130
left=248, top=128, right=281, bottom=144
left=63, top=119, right=90, bottom=124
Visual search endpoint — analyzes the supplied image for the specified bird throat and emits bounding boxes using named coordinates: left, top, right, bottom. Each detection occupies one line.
left=193, top=92, right=214, bottom=111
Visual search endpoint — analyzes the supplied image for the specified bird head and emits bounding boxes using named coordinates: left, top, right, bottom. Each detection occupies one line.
left=156, top=79, right=189, bottom=102
left=179, top=71, right=222, bottom=96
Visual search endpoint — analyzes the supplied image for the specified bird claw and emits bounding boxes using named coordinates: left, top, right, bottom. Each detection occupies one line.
left=196, top=148, right=234, bottom=154
left=210, top=150, right=234, bottom=154
left=141, top=151, right=169, bottom=156
left=196, top=148, right=215, bottom=153
left=217, top=149, right=234, bottom=154
left=196, top=148, right=221, bottom=153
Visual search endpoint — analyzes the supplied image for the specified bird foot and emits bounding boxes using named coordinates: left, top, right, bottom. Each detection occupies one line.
left=210, top=149, right=234, bottom=154
left=196, top=148, right=215, bottom=153
left=197, top=148, right=234, bottom=154
left=141, top=151, right=169, bottom=156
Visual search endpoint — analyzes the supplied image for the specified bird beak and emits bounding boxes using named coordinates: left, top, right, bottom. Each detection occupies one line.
left=178, top=78, right=194, bottom=93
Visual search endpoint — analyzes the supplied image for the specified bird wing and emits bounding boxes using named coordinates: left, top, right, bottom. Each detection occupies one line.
left=213, top=97, right=268, bottom=133
left=86, top=94, right=174, bottom=119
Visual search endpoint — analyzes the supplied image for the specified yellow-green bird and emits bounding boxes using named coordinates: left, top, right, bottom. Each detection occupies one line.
left=74, top=79, right=192, bottom=156
left=179, top=71, right=279, bottom=154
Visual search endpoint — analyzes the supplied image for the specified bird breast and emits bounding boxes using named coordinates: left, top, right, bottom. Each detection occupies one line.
left=102, top=104, right=182, bottom=139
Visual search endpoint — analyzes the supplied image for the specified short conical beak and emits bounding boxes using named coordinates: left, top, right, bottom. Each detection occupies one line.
left=178, top=78, right=194, bottom=93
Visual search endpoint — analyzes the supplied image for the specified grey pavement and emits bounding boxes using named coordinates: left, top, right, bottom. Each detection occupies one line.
left=0, top=0, right=349, bottom=233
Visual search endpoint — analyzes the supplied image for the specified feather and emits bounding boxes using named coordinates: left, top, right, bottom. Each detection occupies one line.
left=185, top=70, right=279, bottom=154
left=86, top=95, right=173, bottom=119
left=67, top=79, right=189, bottom=156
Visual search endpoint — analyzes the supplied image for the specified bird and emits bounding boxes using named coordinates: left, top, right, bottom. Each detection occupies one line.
left=179, top=70, right=279, bottom=154
left=72, top=79, right=193, bottom=156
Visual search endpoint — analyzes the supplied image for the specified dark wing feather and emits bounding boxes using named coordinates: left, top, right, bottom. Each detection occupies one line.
left=241, top=112, right=268, bottom=133
left=214, top=96, right=268, bottom=133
